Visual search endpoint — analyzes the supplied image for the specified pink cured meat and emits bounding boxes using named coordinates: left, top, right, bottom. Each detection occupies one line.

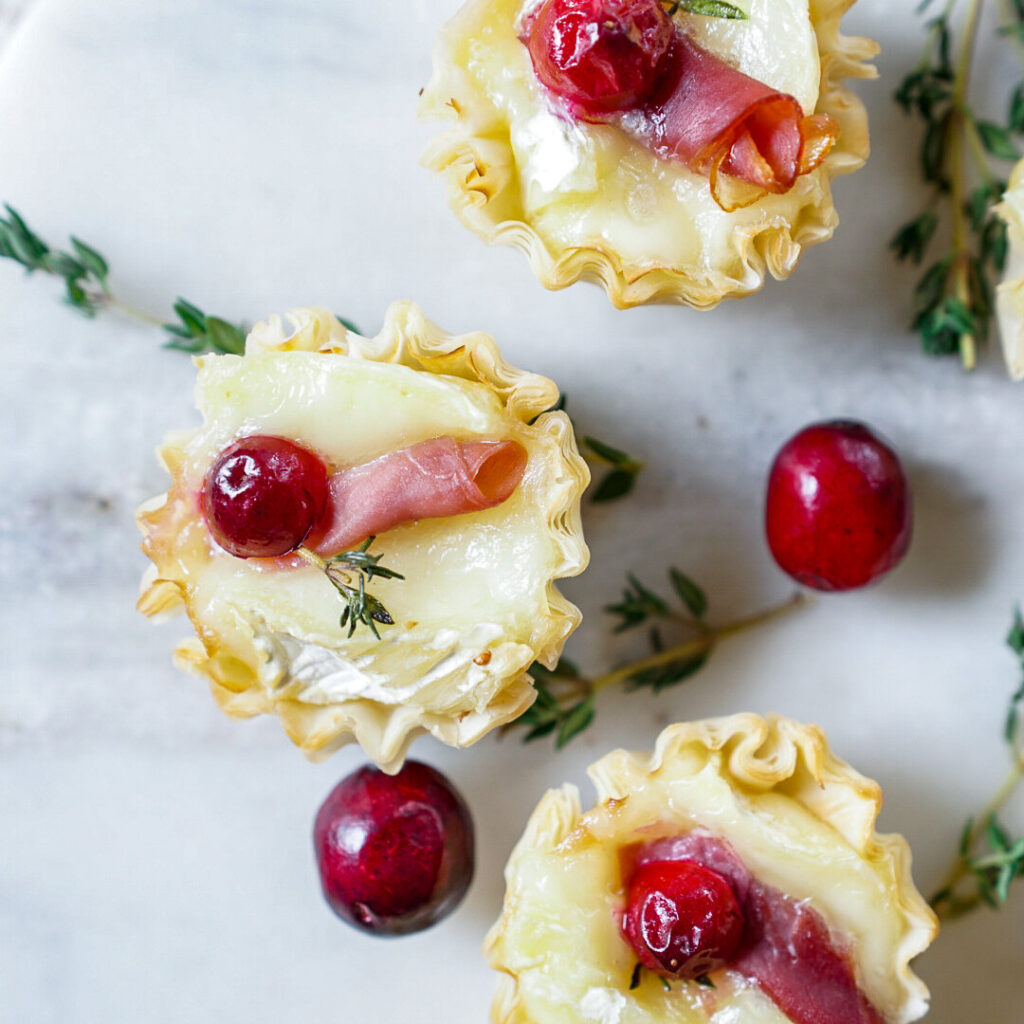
left=637, top=33, right=838, bottom=206
left=626, top=832, right=886, bottom=1024
left=308, top=437, right=528, bottom=557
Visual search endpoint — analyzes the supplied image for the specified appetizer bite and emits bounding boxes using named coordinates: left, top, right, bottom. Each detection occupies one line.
left=137, top=302, right=589, bottom=771
left=421, top=0, right=877, bottom=309
left=487, top=714, right=936, bottom=1024
left=998, top=158, right=1024, bottom=380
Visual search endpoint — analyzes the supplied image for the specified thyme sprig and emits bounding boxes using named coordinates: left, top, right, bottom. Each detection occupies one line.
left=513, top=570, right=805, bottom=748
left=892, top=0, right=1021, bottom=369
left=930, top=608, right=1024, bottom=920
left=297, top=538, right=404, bottom=639
left=0, top=204, right=246, bottom=354
left=662, top=0, right=747, bottom=19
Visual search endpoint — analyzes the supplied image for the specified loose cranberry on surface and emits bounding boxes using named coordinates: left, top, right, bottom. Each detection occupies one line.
left=525, top=0, right=674, bottom=117
left=764, top=420, right=912, bottom=592
left=313, top=761, right=475, bottom=937
left=622, top=859, right=744, bottom=979
left=201, top=435, right=329, bottom=559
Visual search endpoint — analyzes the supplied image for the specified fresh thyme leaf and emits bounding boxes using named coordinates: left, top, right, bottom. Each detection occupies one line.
left=669, top=568, right=707, bottom=620
left=659, top=976, right=673, bottom=993
left=163, top=298, right=247, bottom=355
left=556, top=694, right=595, bottom=748
left=974, top=119, right=1020, bottom=161
left=694, top=975, right=716, bottom=989
left=607, top=574, right=671, bottom=633
left=981, top=216, right=1009, bottom=272
left=663, top=0, right=747, bottom=18
left=629, top=964, right=643, bottom=991
left=591, top=468, right=637, bottom=503
left=1010, top=83, right=1024, bottom=135
left=317, top=537, right=404, bottom=639
left=336, top=315, right=361, bottom=334
left=889, top=212, right=939, bottom=264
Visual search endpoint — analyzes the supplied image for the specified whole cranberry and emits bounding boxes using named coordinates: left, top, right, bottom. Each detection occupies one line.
left=313, top=761, right=475, bottom=937
left=622, top=860, right=744, bottom=979
left=525, top=0, right=674, bottom=117
left=201, top=435, right=329, bottom=558
left=764, top=420, right=912, bottom=592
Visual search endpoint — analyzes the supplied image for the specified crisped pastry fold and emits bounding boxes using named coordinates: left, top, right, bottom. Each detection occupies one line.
left=486, top=714, right=936, bottom=1024
left=137, top=302, right=590, bottom=772
left=420, top=0, right=877, bottom=309
left=997, top=158, right=1024, bottom=380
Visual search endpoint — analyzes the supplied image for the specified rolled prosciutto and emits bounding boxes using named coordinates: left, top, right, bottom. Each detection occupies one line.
left=308, top=436, right=528, bottom=557
left=640, top=34, right=838, bottom=210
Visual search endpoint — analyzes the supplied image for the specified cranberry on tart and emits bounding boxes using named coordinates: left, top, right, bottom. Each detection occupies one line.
left=486, top=714, right=936, bottom=1024
left=997, top=157, right=1024, bottom=380
left=137, top=302, right=589, bottom=772
left=420, top=0, right=878, bottom=309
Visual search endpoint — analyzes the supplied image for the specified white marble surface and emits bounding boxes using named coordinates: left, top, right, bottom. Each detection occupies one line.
left=1, top=1, right=1022, bottom=1022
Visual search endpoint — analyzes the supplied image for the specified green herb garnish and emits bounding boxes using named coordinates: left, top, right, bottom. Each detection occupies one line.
left=663, top=0, right=747, bottom=19
left=298, top=538, right=405, bottom=639
left=930, top=608, right=1024, bottom=920
left=892, top=0, right=1022, bottom=369
left=0, top=204, right=247, bottom=354
left=512, top=571, right=805, bottom=748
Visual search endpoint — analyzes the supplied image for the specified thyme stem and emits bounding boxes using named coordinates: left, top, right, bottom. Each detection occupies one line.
left=932, top=751, right=1024, bottom=919
left=590, top=594, right=807, bottom=695
left=950, top=0, right=984, bottom=369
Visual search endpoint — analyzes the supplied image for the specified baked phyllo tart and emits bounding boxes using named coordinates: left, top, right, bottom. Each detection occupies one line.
left=420, top=0, right=877, bottom=310
left=997, top=158, right=1024, bottom=380
left=487, top=714, right=936, bottom=1024
left=137, top=302, right=589, bottom=772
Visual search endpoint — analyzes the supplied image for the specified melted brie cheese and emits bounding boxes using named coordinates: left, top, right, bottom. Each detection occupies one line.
left=454, top=0, right=822, bottom=273
left=180, top=348, right=569, bottom=708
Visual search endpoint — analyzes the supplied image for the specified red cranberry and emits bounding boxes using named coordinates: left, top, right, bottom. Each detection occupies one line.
left=313, top=761, right=475, bottom=937
left=525, top=0, right=674, bottom=117
left=622, top=860, right=744, bottom=979
left=764, top=421, right=912, bottom=592
left=201, top=435, right=329, bottom=558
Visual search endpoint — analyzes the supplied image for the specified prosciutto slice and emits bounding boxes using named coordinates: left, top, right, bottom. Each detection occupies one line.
left=624, top=832, right=886, bottom=1024
left=308, top=437, right=527, bottom=557
left=633, top=34, right=838, bottom=211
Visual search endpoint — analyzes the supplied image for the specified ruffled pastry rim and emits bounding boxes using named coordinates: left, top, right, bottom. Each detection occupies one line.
left=997, top=158, right=1024, bottom=380
left=137, top=301, right=591, bottom=772
left=420, top=0, right=879, bottom=310
left=485, top=713, right=937, bottom=1024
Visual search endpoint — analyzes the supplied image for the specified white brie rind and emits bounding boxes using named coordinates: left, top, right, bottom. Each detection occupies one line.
left=997, top=158, right=1024, bottom=380
left=137, top=302, right=590, bottom=772
left=420, top=0, right=878, bottom=310
left=486, top=714, right=937, bottom=1024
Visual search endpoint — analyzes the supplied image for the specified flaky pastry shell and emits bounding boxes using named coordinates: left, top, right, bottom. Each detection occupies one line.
left=137, top=302, right=590, bottom=772
left=486, top=714, right=937, bottom=1024
left=420, top=0, right=878, bottom=310
left=997, top=158, right=1024, bottom=380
